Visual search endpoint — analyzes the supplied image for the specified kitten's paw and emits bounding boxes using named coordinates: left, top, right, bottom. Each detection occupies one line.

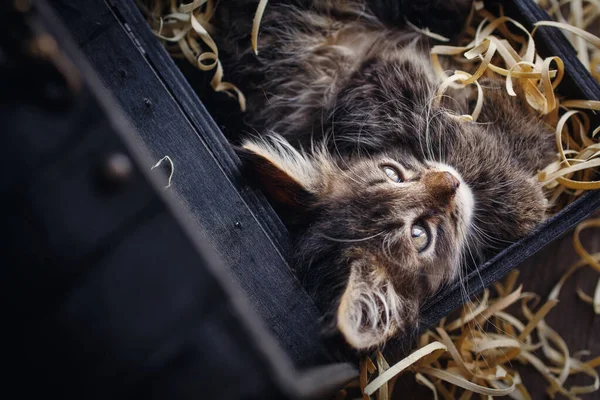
left=370, top=0, right=473, bottom=39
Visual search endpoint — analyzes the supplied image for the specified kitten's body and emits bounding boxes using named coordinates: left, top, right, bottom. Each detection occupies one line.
left=212, top=0, right=555, bottom=349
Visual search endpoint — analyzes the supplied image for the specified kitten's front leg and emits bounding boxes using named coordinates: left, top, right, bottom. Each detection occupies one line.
left=370, top=0, right=473, bottom=38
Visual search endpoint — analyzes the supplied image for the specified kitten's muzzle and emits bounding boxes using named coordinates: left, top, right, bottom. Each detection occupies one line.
left=422, top=170, right=460, bottom=208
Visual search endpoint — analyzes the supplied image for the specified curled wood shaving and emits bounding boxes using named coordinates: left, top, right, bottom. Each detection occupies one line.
left=533, top=21, right=600, bottom=51
left=360, top=356, right=369, bottom=400
left=415, top=372, right=439, bottom=400
left=429, top=2, right=600, bottom=207
left=251, top=0, right=268, bottom=54
left=358, top=269, right=600, bottom=399
left=549, top=218, right=600, bottom=318
left=138, top=0, right=247, bottom=110
left=375, top=351, right=390, bottom=400
left=434, top=71, right=484, bottom=121
left=364, top=342, right=447, bottom=395
left=151, top=155, right=175, bottom=189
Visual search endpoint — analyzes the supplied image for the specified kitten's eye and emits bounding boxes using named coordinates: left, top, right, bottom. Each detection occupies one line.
left=382, top=165, right=403, bottom=183
left=411, top=224, right=430, bottom=252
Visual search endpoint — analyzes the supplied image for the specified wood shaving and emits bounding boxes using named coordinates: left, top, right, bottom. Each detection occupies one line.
left=151, top=155, right=175, bottom=189
left=251, top=0, right=268, bottom=54
left=138, top=0, right=247, bottom=111
left=355, top=270, right=600, bottom=399
left=353, top=2, right=600, bottom=398
left=430, top=3, right=600, bottom=207
left=535, top=0, right=600, bottom=72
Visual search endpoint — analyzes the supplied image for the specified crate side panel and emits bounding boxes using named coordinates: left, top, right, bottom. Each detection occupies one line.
left=48, top=0, right=332, bottom=367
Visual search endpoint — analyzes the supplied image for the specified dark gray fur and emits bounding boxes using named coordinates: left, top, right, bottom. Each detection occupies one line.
left=212, top=0, right=555, bottom=349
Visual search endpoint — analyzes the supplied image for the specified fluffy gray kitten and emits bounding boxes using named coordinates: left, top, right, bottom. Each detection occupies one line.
left=211, top=0, right=555, bottom=349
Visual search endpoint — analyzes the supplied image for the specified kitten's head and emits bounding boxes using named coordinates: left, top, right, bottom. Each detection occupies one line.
left=238, top=135, right=474, bottom=349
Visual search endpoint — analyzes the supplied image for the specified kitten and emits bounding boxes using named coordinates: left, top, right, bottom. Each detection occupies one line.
left=212, top=0, right=555, bottom=349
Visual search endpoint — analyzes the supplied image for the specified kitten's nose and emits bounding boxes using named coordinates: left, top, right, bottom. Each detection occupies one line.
left=445, top=171, right=460, bottom=191
left=422, top=170, right=460, bottom=206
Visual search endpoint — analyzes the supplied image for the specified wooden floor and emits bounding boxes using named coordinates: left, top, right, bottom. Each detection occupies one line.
left=392, top=212, right=600, bottom=399
left=516, top=212, right=600, bottom=399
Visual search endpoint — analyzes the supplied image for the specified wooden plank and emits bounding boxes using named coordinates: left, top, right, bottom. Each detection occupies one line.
left=111, top=0, right=290, bottom=252
left=3, top=48, right=283, bottom=400
left=517, top=224, right=600, bottom=397
left=4, top=2, right=358, bottom=398
left=47, top=0, right=332, bottom=367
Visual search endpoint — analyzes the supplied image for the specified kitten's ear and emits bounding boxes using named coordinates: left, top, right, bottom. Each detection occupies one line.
left=236, top=136, right=319, bottom=209
left=337, top=266, right=416, bottom=349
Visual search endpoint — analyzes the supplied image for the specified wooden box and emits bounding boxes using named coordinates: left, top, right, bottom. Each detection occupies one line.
left=5, top=0, right=600, bottom=398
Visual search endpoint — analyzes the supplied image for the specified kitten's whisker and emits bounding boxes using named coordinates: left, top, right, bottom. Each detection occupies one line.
left=424, top=97, right=437, bottom=162
left=323, top=106, right=365, bottom=186
left=382, top=233, right=395, bottom=263
left=454, top=264, right=509, bottom=372
left=356, top=98, right=400, bottom=155
left=469, top=216, right=519, bottom=246
left=471, top=224, right=514, bottom=247
left=320, top=231, right=386, bottom=243
left=462, top=240, right=503, bottom=359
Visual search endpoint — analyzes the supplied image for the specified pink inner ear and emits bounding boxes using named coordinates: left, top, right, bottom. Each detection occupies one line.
left=238, top=147, right=312, bottom=208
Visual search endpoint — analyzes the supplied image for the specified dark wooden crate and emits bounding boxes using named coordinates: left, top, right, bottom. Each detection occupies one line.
left=2, top=1, right=355, bottom=399
left=46, top=0, right=346, bottom=368
left=50, top=0, right=600, bottom=353
left=58, top=0, right=600, bottom=344
left=8, top=0, right=600, bottom=396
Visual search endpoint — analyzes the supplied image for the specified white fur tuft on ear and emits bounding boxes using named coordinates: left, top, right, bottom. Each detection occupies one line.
left=337, top=266, right=404, bottom=349
left=242, top=134, right=322, bottom=192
